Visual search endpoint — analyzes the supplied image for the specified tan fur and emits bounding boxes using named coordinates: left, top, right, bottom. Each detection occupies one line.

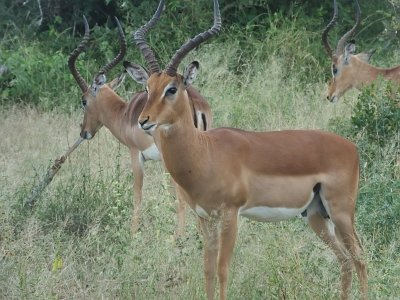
left=139, top=72, right=368, bottom=300
left=80, top=82, right=211, bottom=236
left=328, top=53, right=400, bottom=102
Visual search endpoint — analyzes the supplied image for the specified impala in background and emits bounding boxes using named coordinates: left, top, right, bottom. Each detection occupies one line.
left=68, top=14, right=211, bottom=236
left=126, top=0, right=368, bottom=299
left=323, top=0, right=400, bottom=102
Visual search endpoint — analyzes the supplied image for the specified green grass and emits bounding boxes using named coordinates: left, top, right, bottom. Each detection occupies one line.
left=1, top=37, right=399, bottom=300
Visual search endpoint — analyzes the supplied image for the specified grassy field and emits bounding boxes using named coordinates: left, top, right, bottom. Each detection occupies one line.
left=1, top=39, right=399, bottom=300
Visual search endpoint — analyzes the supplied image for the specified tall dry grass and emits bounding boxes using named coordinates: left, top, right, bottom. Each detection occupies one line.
left=0, top=39, right=399, bottom=299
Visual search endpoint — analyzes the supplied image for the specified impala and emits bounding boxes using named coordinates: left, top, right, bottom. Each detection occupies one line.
left=323, top=0, right=400, bottom=102
left=126, top=0, right=368, bottom=299
left=68, top=13, right=211, bottom=236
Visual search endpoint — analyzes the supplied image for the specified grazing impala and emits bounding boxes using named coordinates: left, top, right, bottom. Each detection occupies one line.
left=68, top=14, right=211, bottom=236
left=323, top=0, right=400, bottom=102
left=126, top=0, right=368, bottom=299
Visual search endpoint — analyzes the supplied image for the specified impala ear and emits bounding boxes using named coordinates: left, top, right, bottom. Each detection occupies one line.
left=183, top=61, right=199, bottom=86
left=91, top=73, right=107, bottom=94
left=123, top=61, right=149, bottom=85
left=366, top=49, right=376, bottom=61
left=357, top=49, right=376, bottom=63
left=108, top=71, right=126, bottom=90
left=344, top=42, right=356, bottom=64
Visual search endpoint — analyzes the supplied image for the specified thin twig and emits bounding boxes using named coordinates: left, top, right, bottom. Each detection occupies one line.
left=25, top=137, right=85, bottom=208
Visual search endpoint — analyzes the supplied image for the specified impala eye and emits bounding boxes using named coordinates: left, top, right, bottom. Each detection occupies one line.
left=332, top=66, right=338, bottom=75
left=165, top=87, right=177, bottom=96
left=81, top=97, right=87, bottom=107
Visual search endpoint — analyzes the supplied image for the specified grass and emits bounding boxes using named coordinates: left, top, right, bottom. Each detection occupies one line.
left=1, top=39, right=399, bottom=300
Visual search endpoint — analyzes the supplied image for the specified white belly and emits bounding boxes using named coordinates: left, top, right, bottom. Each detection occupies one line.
left=239, top=205, right=306, bottom=222
left=141, top=143, right=161, bottom=161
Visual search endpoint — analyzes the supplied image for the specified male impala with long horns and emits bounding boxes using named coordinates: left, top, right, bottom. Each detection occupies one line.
left=68, top=13, right=211, bottom=236
left=127, top=0, right=368, bottom=299
left=323, top=0, right=400, bottom=102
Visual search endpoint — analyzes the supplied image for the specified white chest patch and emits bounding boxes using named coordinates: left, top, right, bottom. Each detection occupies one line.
left=239, top=206, right=306, bottom=222
left=141, top=143, right=161, bottom=161
left=195, top=205, right=211, bottom=220
left=196, top=111, right=204, bottom=130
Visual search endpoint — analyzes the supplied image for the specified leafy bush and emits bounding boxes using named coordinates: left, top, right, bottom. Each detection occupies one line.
left=1, top=45, right=68, bottom=109
left=351, top=79, right=400, bottom=147
left=0, top=24, right=131, bottom=111
left=329, top=80, right=399, bottom=167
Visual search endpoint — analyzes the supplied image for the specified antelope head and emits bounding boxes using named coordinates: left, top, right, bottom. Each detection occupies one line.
left=68, top=16, right=127, bottom=139
left=322, top=0, right=375, bottom=102
left=123, top=0, right=221, bottom=135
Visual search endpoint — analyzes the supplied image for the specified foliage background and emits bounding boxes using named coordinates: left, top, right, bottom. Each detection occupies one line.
left=0, top=0, right=399, bottom=299
left=1, top=0, right=400, bottom=110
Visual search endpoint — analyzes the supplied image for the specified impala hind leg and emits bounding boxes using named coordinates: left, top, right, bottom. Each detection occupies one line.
left=308, top=213, right=353, bottom=300
left=331, top=214, right=368, bottom=300
left=130, top=150, right=144, bottom=234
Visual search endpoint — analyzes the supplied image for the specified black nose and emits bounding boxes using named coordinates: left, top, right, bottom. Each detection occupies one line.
left=138, top=116, right=149, bottom=127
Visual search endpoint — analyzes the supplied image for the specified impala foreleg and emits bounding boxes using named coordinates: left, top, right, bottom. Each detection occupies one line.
left=130, top=150, right=144, bottom=234
left=332, top=214, right=368, bottom=300
left=308, top=213, right=353, bottom=299
left=217, top=207, right=239, bottom=300
left=171, top=180, right=187, bottom=237
left=199, top=216, right=220, bottom=300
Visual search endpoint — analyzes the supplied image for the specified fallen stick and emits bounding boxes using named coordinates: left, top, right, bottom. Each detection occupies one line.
left=25, top=137, right=85, bottom=208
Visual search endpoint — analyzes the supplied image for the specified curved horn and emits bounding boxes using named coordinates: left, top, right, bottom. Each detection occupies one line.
left=165, top=0, right=222, bottom=77
left=133, top=0, right=165, bottom=74
left=322, top=0, right=338, bottom=58
left=97, top=17, right=127, bottom=75
left=68, top=15, right=90, bottom=93
left=336, top=0, right=361, bottom=56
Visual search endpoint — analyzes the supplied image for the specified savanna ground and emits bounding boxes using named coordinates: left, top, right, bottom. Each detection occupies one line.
left=1, top=1, right=400, bottom=299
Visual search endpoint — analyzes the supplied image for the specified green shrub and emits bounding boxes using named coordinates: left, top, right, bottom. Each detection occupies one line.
left=0, top=43, right=74, bottom=110
left=0, top=25, right=130, bottom=111
left=329, top=80, right=399, bottom=173
left=351, top=79, right=400, bottom=147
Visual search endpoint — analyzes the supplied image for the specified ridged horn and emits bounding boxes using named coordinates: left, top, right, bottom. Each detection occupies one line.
left=165, top=0, right=222, bottom=77
left=322, top=0, right=338, bottom=58
left=68, top=15, right=90, bottom=93
left=336, top=0, right=361, bottom=56
left=133, top=0, right=165, bottom=74
left=97, top=17, right=127, bottom=76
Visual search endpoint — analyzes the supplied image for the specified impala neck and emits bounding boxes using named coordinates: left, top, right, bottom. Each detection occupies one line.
left=155, top=90, right=207, bottom=190
left=351, top=57, right=400, bottom=87
left=97, top=86, right=128, bottom=143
